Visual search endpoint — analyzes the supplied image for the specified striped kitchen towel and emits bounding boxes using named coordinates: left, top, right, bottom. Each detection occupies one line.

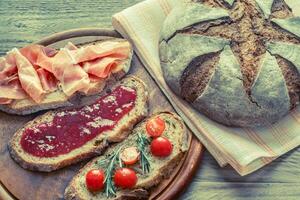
left=112, top=0, right=300, bottom=175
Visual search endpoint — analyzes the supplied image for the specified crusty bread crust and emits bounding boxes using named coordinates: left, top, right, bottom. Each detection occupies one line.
left=8, top=76, right=149, bottom=172
left=0, top=39, right=133, bottom=115
left=64, top=112, right=190, bottom=200
left=159, top=0, right=300, bottom=127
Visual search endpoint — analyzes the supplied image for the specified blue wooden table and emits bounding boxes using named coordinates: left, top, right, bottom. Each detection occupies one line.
left=0, top=1, right=299, bottom=199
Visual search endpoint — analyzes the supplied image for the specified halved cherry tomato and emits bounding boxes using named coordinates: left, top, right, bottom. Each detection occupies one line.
left=146, top=116, right=165, bottom=137
left=85, top=169, right=105, bottom=192
left=114, top=168, right=137, bottom=189
left=120, top=147, right=140, bottom=165
left=150, top=137, right=173, bottom=157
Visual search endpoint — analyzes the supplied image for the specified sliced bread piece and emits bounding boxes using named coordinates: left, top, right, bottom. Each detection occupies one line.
left=8, top=76, right=148, bottom=172
left=64, top=112, right=190, bottom=200
left=0, top=38, right=133, bottom=115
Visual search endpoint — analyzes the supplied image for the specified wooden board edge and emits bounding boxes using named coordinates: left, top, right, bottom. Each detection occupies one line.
left=36, top=28, right=121, bottom=46
left=0, top=181, right=16, bottom=200
left=154, top=135, right=204, bottom=200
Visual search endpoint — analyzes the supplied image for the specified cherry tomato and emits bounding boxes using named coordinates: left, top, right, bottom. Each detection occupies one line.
left=146, top=117, right=165, bottom=137
left=85, top=169, right=105, bottom=192
left=120, top=147, right=140, bottom=165
left=150, top=137, right=173, bottom=157
left=114, top=168, right=137, bottom=189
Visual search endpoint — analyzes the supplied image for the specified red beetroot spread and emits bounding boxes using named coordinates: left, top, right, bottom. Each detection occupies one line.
left=20, top=85, right=137, bottom=157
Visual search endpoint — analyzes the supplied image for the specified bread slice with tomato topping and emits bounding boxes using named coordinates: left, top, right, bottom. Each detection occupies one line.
left=64, top=112, right=190, bottom=200
left=8, top=76, right=148, bottom=172
left=0, top=38, right=133, bottom=115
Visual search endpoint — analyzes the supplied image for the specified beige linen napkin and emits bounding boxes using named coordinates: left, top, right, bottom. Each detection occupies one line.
left=112, top=0, right=300, bottom=175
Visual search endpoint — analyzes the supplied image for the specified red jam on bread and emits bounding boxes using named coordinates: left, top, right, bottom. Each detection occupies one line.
left=20, top=85, right=137, bottom=157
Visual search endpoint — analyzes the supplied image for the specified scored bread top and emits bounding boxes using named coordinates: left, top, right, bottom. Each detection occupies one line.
left=64, top=112, right=190, bottom=200
left=160, top=0, right=300, bottom=127
left=8, top=76, right=148, bottom=172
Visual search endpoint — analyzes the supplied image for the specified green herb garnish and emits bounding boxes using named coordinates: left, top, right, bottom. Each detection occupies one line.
left=98, top=146, right=123, bottom=198
left=137, top=133, right=151, bottom=174
left=95, top=132, right=151, bottom=197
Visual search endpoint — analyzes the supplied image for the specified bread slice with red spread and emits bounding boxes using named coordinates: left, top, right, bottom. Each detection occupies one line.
left=0, top=38, right=133, bottom=115
left=64, top=112, right=189, bottom=200
left=8, top=76, right=148, bottom=172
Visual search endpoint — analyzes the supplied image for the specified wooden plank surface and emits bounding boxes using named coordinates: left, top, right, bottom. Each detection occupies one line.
left=0, top=1, right=299, bottom=200
left=0, top=0, right=141, bottom=55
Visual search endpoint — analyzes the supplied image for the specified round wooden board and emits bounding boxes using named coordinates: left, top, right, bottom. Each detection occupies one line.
left=0, top=29, right=204, bottom=200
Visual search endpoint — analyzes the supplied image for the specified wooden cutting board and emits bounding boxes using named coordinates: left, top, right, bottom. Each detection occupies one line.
left=0, top=28, right=203, bottom=200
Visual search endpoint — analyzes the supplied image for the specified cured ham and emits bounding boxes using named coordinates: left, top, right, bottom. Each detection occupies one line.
left=0, top=98, right=13, bottom=104
left=68, top=41, right=131, bottom=63
left=83, top=57, right=119, bottom=78
left=79, top=75, right=106, bottom=95
left=37, top=49, right=90, bottom=96
left=0, top=41, right=131, bottom=104
left=0, top=54, right=17, bottom=82
left=12, top=49, right=45, bottom=103
left=0, top=76, right=27, bottom=100
left=36, top=68, right=58, bottom=92
left=20, top=45, right=57, bottom=66
left=0, top=55, right=27, bottom=102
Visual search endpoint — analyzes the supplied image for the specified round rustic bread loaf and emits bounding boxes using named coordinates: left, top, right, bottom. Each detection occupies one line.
left=159, top=0, right=300, bottom=127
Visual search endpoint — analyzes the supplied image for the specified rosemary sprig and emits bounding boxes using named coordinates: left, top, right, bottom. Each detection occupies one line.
left=95, top=133, right=150, bottom=197
left=98, top=146, right=123, bottom=198
left=137, top=132, right=151, bottom=174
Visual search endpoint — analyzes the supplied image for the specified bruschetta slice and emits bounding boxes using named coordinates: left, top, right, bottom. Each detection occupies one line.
left=64, top=112, right=189, bottom=200
left=8, top=76, right=148, bottom=172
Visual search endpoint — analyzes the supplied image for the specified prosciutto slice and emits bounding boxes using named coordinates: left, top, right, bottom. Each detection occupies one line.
left=0, top=41, right=131, bottom=104
left=11, top=49, right=45, bottom=103
left=0, top=54, right=27, bottom=102
left=37, top=49, right=90, bottom=96
left=79, top=74, right=106, bottom=95
left=36, top=68, right=58, bottom=92
left=0, top=98, right=13, bottom=104
left=20, top=44, right=57, bottom=66
left=82, top=57, right=119, bottom=78
left=0, top=76, right=27, bottom=100
left=0, top=54, right=17, bottom=83
left=68, top=41, right=131, bottom=63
